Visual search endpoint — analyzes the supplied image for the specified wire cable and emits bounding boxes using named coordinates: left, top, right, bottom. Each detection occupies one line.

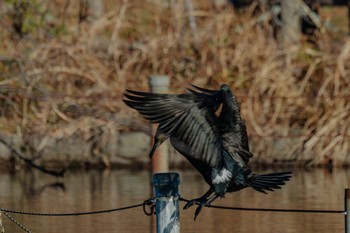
left=180, top=197, right=345, bottom=214
left=0, top=199, right=155, bottom=217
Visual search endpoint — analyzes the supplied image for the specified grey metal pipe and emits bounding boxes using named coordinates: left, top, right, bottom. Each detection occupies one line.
left=0, top=211, right=4, bottom=233
left=153, top=173, right=180, bottom=233
left=346, top=189, right=350, bottom=233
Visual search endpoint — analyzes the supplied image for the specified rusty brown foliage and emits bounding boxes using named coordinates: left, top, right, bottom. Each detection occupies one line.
left=0, top=0, right=349, bottom=167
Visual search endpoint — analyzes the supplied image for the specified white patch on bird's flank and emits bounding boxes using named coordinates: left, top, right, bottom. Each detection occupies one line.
left=212, top=168, right=233, bottom=184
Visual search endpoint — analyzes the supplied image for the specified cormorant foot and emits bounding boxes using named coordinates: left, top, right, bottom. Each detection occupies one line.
left=183, top=198, right=203, bottom=210
left=183, top=198, right=209, bottom=221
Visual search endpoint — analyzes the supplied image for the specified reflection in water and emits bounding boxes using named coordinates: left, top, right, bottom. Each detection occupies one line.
left=0, top=168, right=348, bottom=233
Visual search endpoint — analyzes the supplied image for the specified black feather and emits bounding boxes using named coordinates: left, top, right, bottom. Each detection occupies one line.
left=123, top=84, right=293, bottom=221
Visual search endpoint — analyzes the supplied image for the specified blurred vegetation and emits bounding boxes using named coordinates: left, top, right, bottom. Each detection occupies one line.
left=0, top=0, right=349, bottom=168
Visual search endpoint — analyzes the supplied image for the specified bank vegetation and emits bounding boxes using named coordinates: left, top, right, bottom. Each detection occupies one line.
left=0, top=0, right=349, bottom=170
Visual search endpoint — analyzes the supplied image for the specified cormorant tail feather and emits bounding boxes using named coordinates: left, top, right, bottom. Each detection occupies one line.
left=247, top=171, right=292, bottom=194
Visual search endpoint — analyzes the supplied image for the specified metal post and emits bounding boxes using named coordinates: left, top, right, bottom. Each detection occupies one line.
left=149, top=76, right=170, bottom=173
left=149, top=75, right=170, bottom=93
left=0, top=211, right=4, bottom=233
left=153, top=173, right=180, bottom=233
left=346, top=189, right=350, bottom=233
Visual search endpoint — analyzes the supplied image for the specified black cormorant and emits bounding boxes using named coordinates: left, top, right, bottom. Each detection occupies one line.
left=123, top=84, right=292, bottom=220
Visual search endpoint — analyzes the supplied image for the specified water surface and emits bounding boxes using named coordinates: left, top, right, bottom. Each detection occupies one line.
left=0, top=168, right=348, bottom=232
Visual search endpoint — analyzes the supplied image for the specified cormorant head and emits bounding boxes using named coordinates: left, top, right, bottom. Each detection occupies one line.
left=220, top=84, right=238, bottom=108
left=220, top=84, right=230, bottom=92
left=220, top=84, right=233, bottom=98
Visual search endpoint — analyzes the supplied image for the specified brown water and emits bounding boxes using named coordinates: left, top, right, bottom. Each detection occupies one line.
left=0, top=168, right=348, bottom=233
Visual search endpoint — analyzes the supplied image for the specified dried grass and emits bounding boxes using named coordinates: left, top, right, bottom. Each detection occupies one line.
left=0, top=0, right=349, bottom=166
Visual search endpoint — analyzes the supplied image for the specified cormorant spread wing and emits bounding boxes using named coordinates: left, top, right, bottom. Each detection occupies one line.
left=123, top=89, right=224, bottom=168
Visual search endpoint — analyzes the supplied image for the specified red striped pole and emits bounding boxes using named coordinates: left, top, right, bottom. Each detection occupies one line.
left=149, top=76, right=170, bottom=174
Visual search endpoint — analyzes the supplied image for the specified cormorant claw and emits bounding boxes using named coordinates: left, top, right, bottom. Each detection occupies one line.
left=183, top=198, right=202, bottom=209
left=194, top=204, right=204, bottom=221
left=183, top=198, right=209, bottom=221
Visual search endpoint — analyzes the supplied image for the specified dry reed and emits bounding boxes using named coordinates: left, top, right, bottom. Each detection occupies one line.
left=0, top=0, right=349, bottom=167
